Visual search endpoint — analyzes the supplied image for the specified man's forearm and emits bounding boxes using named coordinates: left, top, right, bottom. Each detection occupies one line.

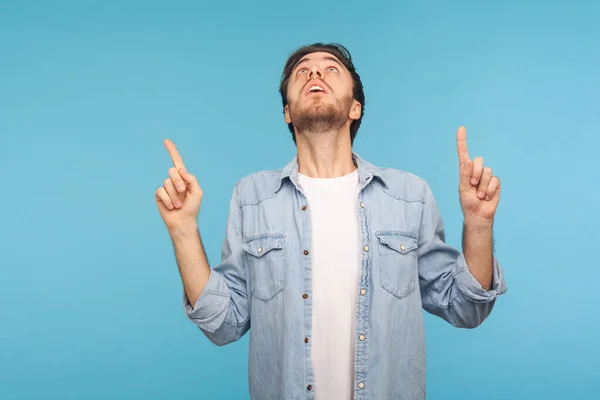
left=169, top=223, right=211, bottom=307
left=462, top=217, right=494, bottom=291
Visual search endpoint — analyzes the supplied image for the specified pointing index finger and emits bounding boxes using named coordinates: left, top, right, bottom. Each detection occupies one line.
left=164, top=139, right=186, bottom=171
left=456, top=126, right=469, bottom=167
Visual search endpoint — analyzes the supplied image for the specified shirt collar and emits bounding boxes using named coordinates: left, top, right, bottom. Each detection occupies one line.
left=274, top=152, right=387, bottom=193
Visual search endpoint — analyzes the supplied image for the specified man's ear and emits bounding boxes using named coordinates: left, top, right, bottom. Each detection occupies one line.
left=349, top=100, right=361, bottom=120
left=284, top=104, right=292, bottom=124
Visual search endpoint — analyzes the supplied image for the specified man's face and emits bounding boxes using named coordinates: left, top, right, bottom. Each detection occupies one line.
left=284, top=52, right=360, bottom=134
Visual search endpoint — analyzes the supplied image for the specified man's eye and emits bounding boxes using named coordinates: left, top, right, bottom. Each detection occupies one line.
left=327, top=67, right=338, bottom=72
left=297, top=68, right=307, bottom=74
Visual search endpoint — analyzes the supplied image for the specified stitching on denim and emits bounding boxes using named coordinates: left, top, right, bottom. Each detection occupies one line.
left=241, top=192, right=279, bottom=207
left=237, top=168, right=283, bottom=185
left=417, top=179, right=426, bottom=244
left=452, top=266, right=469, bottom=278
left=244, top=232, right=286, bottom=242
left=204, top=289, right=229, bottom=297
left=376, top=183, right=426, bottom=204
left=375, top=230, right=418, bottom=239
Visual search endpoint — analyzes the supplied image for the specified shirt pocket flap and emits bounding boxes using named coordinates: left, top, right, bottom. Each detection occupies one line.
left=376, top=232, right=418, bottom=254
left=243, top=234, right=285, bottom=257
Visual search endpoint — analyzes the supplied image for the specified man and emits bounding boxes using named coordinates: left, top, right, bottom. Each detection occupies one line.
left=155, top=43, right=507, bottom=399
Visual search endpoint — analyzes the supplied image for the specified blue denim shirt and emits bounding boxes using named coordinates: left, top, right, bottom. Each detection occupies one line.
left=182, top=152, right=507, bottom=399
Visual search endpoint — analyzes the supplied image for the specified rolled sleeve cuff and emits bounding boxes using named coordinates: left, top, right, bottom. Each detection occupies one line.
left=453, top=253, right=507, bottom=303
left=182, top=269, right=231, bottom=333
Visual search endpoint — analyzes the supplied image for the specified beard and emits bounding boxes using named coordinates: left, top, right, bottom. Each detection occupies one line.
left=288, top=95, right=353, bottom=134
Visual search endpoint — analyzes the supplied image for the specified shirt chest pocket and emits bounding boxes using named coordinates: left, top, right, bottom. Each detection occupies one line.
left=375, top=231, right=419, bottom=300
left=242, top=234, right=286, bottom=302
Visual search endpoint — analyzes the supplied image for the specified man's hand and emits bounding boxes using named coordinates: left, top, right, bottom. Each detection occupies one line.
left=456, top=126, right=501, bottom=224
left=155, top=139, right=203, bottom=233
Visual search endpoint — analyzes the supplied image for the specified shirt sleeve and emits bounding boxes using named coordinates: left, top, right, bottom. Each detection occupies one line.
left=181, top=183, right=250, bottom=345
left=417, top=180, right=507, bottom=328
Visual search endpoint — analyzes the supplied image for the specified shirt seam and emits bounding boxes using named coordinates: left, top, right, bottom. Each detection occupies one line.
left=203, top=289, right=229, bottom=297
left=378, top=184, right=425, bottom=204
left=417, top=179, right=427, bottom=245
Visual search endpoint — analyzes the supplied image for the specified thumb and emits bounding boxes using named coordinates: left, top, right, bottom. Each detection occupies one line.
left=459, top=159, right=474, bottom=192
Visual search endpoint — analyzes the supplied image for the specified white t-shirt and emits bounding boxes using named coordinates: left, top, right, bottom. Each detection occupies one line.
left=298, top=168, right=362, bottom=400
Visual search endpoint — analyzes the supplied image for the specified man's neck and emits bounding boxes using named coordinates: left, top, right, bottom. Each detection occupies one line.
left=295, top=129, right=356, bottom=179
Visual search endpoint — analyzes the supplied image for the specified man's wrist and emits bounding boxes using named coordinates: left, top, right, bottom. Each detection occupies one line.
left=463, top=215, right=494, bottom=230
left=169, top=221, right=199, bottom=239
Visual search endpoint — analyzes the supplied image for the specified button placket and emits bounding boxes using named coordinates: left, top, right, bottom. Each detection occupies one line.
left=297, top=190, right=314, bottom=397
left=355, top=184, right=371, bottom=398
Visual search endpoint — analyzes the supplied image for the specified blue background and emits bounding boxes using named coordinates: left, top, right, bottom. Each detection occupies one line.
left=1, top=1, right=598, bottom=399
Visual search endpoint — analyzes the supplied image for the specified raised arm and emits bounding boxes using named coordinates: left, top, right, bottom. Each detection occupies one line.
left=155, top=139, right=209, bottom=304
left=155, top=139, right=249, bottom=345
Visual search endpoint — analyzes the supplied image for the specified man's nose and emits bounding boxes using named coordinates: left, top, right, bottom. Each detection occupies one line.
left=309, top=68, right=322, bottom=79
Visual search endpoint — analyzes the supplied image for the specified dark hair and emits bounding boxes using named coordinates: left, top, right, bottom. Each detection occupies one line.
left=279, top=43, right=365, bottom=145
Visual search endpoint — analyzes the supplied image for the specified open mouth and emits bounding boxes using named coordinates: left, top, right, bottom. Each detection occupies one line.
left=305, top=81, right=328, bottom=95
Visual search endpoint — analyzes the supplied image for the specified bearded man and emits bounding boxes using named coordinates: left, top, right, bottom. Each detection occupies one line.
left=155, top=43, right=507, bottom=400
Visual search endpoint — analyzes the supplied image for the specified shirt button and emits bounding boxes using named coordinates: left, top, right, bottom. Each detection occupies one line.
left=400, top=244, right=406, bottom=252
left=307, top=385, right=312, bottom=391
left=302, top=293, right=308, bottom=299
left=358, top=382, right=365, bottom=389
left=360, top=201, right=365, bottom=208
left=304, top=337, right=309, bottom=343
left=363, top=245, right=369, bottom=252
left=257, top=247, right=263, bottom=253
left=360, top=289, right=366, bottom=295
left=304, top=250, right=309, bottom=255
left=301, top=205, right=307, bottom=211
left=359, top=334, right=365, bottom=341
